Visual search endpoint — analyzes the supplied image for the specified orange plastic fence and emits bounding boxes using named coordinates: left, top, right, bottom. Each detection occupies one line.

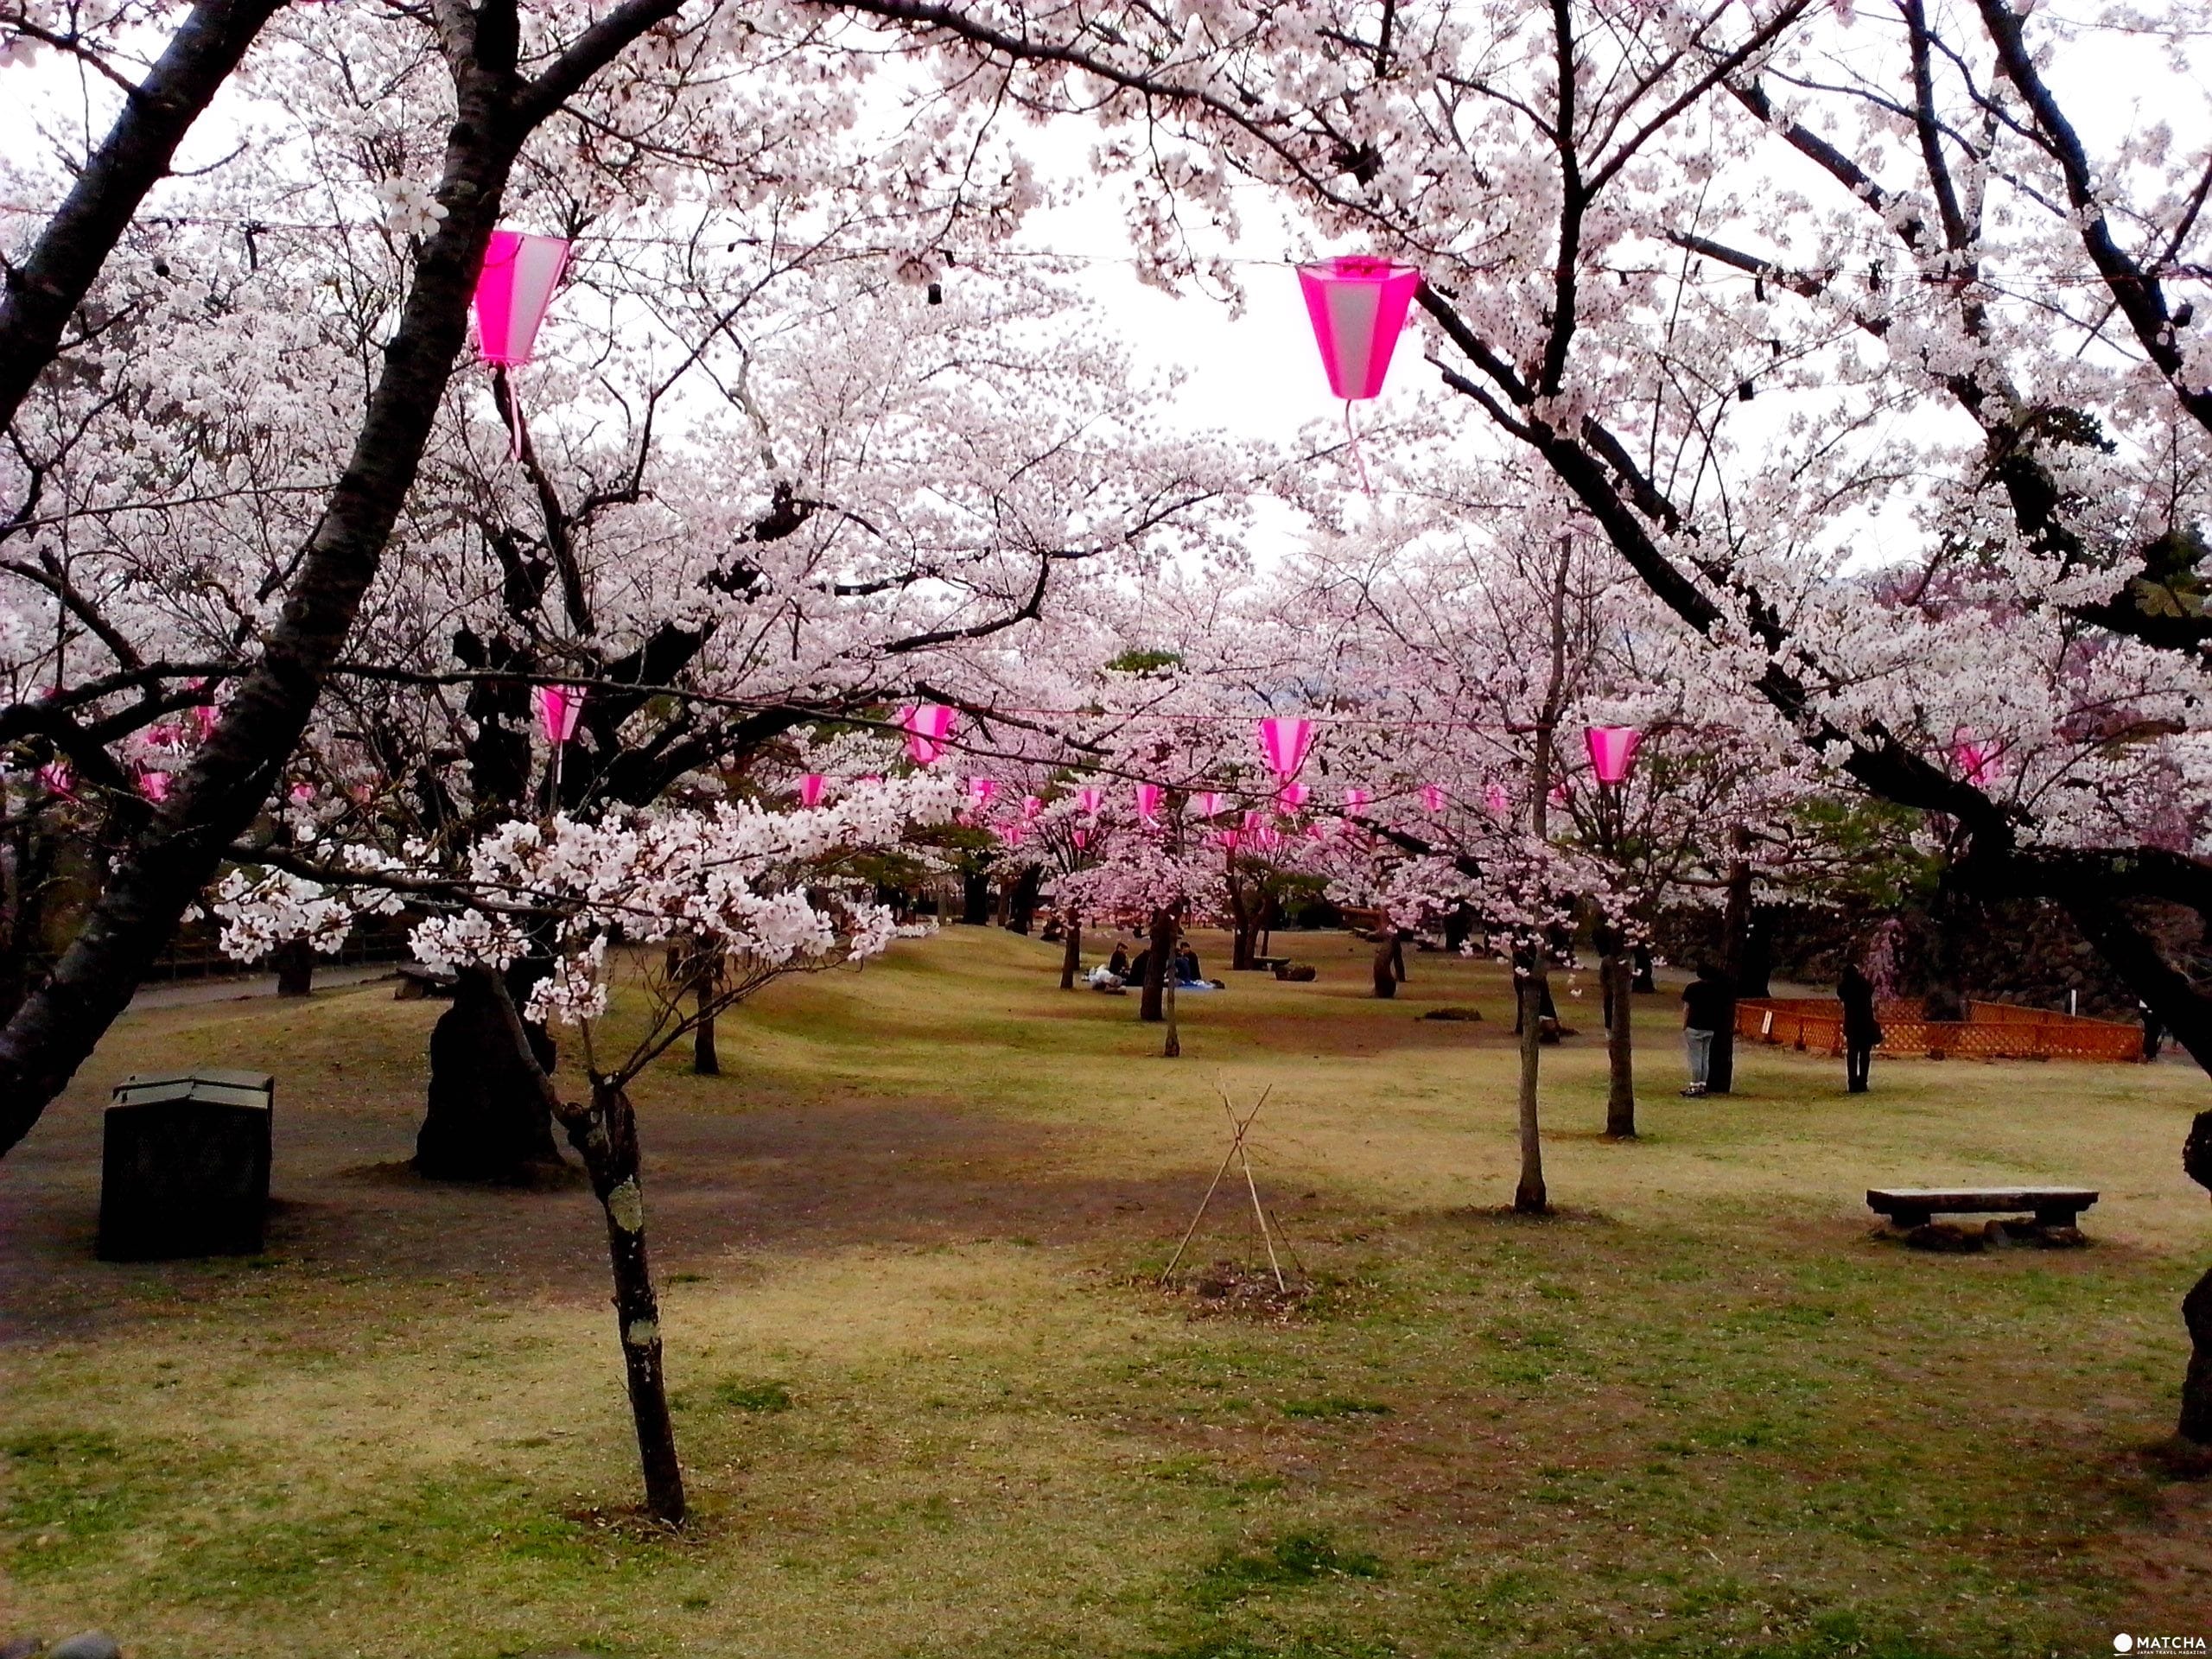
left=1732, top=997, right=2144, bottom=1063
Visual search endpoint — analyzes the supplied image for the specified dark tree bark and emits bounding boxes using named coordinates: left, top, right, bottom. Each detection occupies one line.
left=1140, top=906, right=1173, bottom=1023
left=416, top=965, right=563, bottom=1181
left=1227, top=869, right=1259, bottom=969
left=2180, top=1109, right=2212, bottom=1441
left=1371, top=935, right=1399, bottom=998
left=1059, top=914, right=1081, bottom=990
left=692, top=964, right=720, bottom=1077
left=0, top=0, right=689, bottom=1160
left=1006, top=865, right=1042, bottom=934
left=960, top=870, right=991, bottom=925
left=1708, top=827, right=1751, bottom=1094
left=1604, top=950, right=1637, bottom=1139
left=1515, top=969, right=1549, bottom=1214
left=562, top=1075, right=684, bottom=1524
left=272, top=938, right=315, bottom=997
left=0, top=0, right=287, bottom=431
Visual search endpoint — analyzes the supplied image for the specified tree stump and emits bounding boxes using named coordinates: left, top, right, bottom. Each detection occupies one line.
left=414, top=966, right=564, bottom=1181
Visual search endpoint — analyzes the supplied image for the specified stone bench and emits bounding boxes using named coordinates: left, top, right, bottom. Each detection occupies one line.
left=1866, top=1185, right=2097, bottom=1230
left=393, top=963, right=458, bottom=1001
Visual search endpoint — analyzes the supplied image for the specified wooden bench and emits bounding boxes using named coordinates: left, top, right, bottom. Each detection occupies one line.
left=1866, top=1185, right=2098, bottom=1230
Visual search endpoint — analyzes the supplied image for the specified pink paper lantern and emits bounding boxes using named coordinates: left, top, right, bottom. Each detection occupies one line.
left=967, top=776, right=999, bottom=807
left=1195, top=791, right=1224, bottom=818
left=1078, top=785, right=1104, bottom=816
left=137, top=768, right=170, bottom=802
left=191, top=702, right=219, bottom=738
left=474, top=231, right=571, bottom=368
left=1072, top=827, right=1090, bottom=850
left=798, top=773, right=828, bottom=809
left=1255, top=823, right=1282, bottom=851
left=1297, top=257, right=1422, bottom=401
left=1342, top=786, right=1370, bottom=812
left=537, top=683, right=585, bottom=744
left=1485, top=782, right=1510, bottom=817
left=1134, top=783, right=1163, bottom=824
left=1954, top=731, right=1998, bottom=786
left=1277, top=781, right=1310, bottom=810
left=1421, top=784, right=1446, bottom=814
left=1217, top=828, right=1243, bottom=850
left=1586, top=726, right=1642, bottom=785
left=1255, top=715, right=1314, bottom=781
left=899, top=702, right=956, bottom=766
left=1243, top=808, right=1267, bottom=830
left=1020, top=794, right=1043, bottom=819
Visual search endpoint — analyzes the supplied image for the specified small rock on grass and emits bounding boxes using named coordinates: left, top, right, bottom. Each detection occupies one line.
left=1, top=1637, right=44, bottom=1659
left=48, top=1633, right=122, bottom=1659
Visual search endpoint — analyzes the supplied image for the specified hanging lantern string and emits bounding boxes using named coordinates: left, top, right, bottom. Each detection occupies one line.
left=1344, top=401, right=1371, bottom=496
left=0, top=202, right=2171, bottom=291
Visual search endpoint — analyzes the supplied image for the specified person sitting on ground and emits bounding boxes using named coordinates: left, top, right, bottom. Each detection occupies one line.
left=1175, top=942, right=1203, bottom=984
left=1086, top=963, right=1126, bottom=992
left=1107, top=942, right=1130, bottom=979
left=1128, top=946, right=1152, bottom=986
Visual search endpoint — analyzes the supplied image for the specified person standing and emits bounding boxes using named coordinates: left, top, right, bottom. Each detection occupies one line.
left=1680, top=962, right=1732, bottom=1096
left=1839, top=962, right=1880, bottom=1094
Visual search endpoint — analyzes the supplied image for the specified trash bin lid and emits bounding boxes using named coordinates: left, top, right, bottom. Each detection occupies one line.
left=112, top=1069, right=274, bottom=1108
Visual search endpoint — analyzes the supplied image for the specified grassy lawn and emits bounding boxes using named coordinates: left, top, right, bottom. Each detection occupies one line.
left=1, top=925, right=2207, bottom=1657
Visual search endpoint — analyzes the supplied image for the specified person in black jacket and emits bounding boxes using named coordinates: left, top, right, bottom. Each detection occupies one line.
left=1680, top=963, right=1732, bottom=1096
left=1839, top=962, right=1880, bottom=1093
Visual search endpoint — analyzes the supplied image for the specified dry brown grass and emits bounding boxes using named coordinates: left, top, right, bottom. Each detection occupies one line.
left=0, top=925, right=2206, bottom=1657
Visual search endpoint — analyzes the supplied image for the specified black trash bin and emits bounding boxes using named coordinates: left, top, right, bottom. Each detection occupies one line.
left=99, top=1069, right=275, bottom=1261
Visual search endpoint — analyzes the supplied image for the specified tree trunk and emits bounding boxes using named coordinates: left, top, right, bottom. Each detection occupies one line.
left=2183, top=1266, right=2212, bottom=1444
left=1371, top=937, right=1398, bottom=998
left=692, top=963, right=719, bottom=1077
left=1919, top=876, right=1974, bottom=1022
left=960, top=870, right=990, bottom=925
left=1709, top=827, right=1751, bottom=1094
left=1006, top=865, right=1042, bottom=934
left=1140, top=906, right=1172, bottom=1022
left=563, top=1076, right=686, bottom=1526
left=1515, top=970, right=1549, bottom=1213
left=1163, top=964, right=1180, bottom=1058
left=2181, top=1108, right=2212, bottom=1441
left=1604, top=950, right=1637, bottom=1139
left=273, top=938, right=315, bottom=997
left=1228, top=872, right=1258, bottom=969
left=1059, top=915, right=1081, bottom=990
left=415, top=964, right=564, bottom=1182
